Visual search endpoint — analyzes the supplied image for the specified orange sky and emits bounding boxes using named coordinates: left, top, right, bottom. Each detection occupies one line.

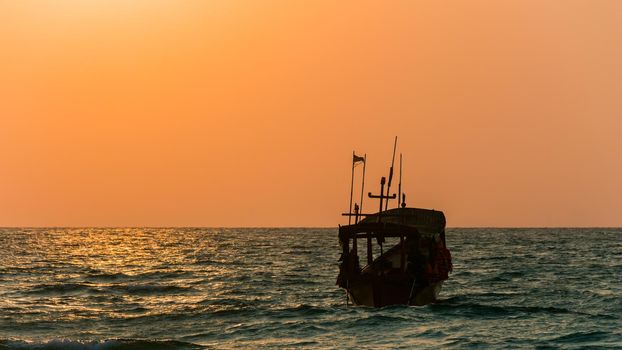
left=1, top=1, right=621, bottom=227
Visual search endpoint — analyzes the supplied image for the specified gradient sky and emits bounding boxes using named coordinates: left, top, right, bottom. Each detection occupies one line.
left=1, top=1, right=621, bottom=227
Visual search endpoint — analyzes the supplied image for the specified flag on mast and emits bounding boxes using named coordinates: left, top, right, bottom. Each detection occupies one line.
left=353, top=154, right=365, bottom=166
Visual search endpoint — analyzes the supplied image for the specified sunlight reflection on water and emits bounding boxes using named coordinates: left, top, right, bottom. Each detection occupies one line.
left=0, top=228, right=620, bottom=349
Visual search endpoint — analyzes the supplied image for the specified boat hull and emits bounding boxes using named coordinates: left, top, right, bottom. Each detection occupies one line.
left=346, top=274, right=443, bottom=307
left=337, top=207, right=452, bottom=307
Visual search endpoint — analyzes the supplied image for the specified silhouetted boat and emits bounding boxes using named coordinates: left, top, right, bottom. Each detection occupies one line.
left=337, top=140, right=452, bottom=307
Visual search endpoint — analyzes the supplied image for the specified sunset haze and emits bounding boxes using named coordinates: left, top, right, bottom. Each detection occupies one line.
left=1, top=1, right=621, bottom=227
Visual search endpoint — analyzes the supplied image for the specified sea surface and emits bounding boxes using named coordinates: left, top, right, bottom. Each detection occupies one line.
left=0, top=228, right=620, bottom=349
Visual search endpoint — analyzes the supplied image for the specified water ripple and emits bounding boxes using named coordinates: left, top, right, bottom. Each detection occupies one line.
left=0, top=228, right=620, bottom=349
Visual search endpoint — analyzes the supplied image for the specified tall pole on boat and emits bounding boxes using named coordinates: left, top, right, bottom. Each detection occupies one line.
left=348, top=151, right=355, bottom=225
left=385, top=136, right=398, bottom=210
left=357, top=154, right=367, bottom=224
left=398, top=153, right=402, bottom=208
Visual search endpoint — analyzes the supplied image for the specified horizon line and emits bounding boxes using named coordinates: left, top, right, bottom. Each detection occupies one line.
left=1, top=226, right=621, bottom=229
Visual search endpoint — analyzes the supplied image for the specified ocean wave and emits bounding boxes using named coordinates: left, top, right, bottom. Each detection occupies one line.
left=198, top=298, right=254, bottom=309
left=347, top=314, right=411, bottom=327
left=0, top=339, right=203, bottom=350
left=24, top=283, right=195, bottom=297
left=481, top=270, right=526, bottom=282
left=2, top=227, right=621, bottom=349
left=132, top=271, right=195, bottom=280
left=430, top=301, right=578, bottom=318
left=85, top=273, right=129, bottom=281
left=552, top=330, right=611, bottom=343
left=109, top=284, right=195, bottom=295
left=25, top=283, right=97, bottom=296
left=273, top=304, right=338, bottom=317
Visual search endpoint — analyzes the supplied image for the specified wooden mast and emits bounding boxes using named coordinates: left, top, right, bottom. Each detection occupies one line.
left=368, top=176, right=396, bottom=261
left=398, top=153, right=402, bottom=208
left=348, top=151, right=355, bottom=225
left=356, top=154, right=367, bottom=224
left=385, top=137, right=398, bottom=210
left=398, top=153, right=404, bottom=270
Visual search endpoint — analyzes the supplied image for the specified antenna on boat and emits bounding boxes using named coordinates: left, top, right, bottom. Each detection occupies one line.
left=385, top=136, right=398, bottom=210
left=398, top=153, right=402, bottom=208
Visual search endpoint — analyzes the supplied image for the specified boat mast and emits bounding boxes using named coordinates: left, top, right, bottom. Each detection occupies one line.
left=357, top=154, right=367, bottom=224
left=385, top=136, right=398, bottom=210
left=398, top=153, right=402, bottom=208
left=348, top=151, right=356, bottom=225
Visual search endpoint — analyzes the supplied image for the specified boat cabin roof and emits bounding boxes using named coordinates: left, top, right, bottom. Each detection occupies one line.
left=339, top=207, right=445, bottom=239
left=359, top=207, right=445, bottom=232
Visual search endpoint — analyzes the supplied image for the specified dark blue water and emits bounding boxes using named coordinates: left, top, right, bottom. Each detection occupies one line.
left=0, top=228, right=620, bottom=349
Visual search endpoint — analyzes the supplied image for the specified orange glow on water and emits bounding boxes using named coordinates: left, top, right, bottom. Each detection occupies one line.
left=1, top=1, right=621, bottom=227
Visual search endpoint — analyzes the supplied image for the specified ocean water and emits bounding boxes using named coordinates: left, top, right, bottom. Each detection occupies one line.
left=0, top=228, right=620, bottom=349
